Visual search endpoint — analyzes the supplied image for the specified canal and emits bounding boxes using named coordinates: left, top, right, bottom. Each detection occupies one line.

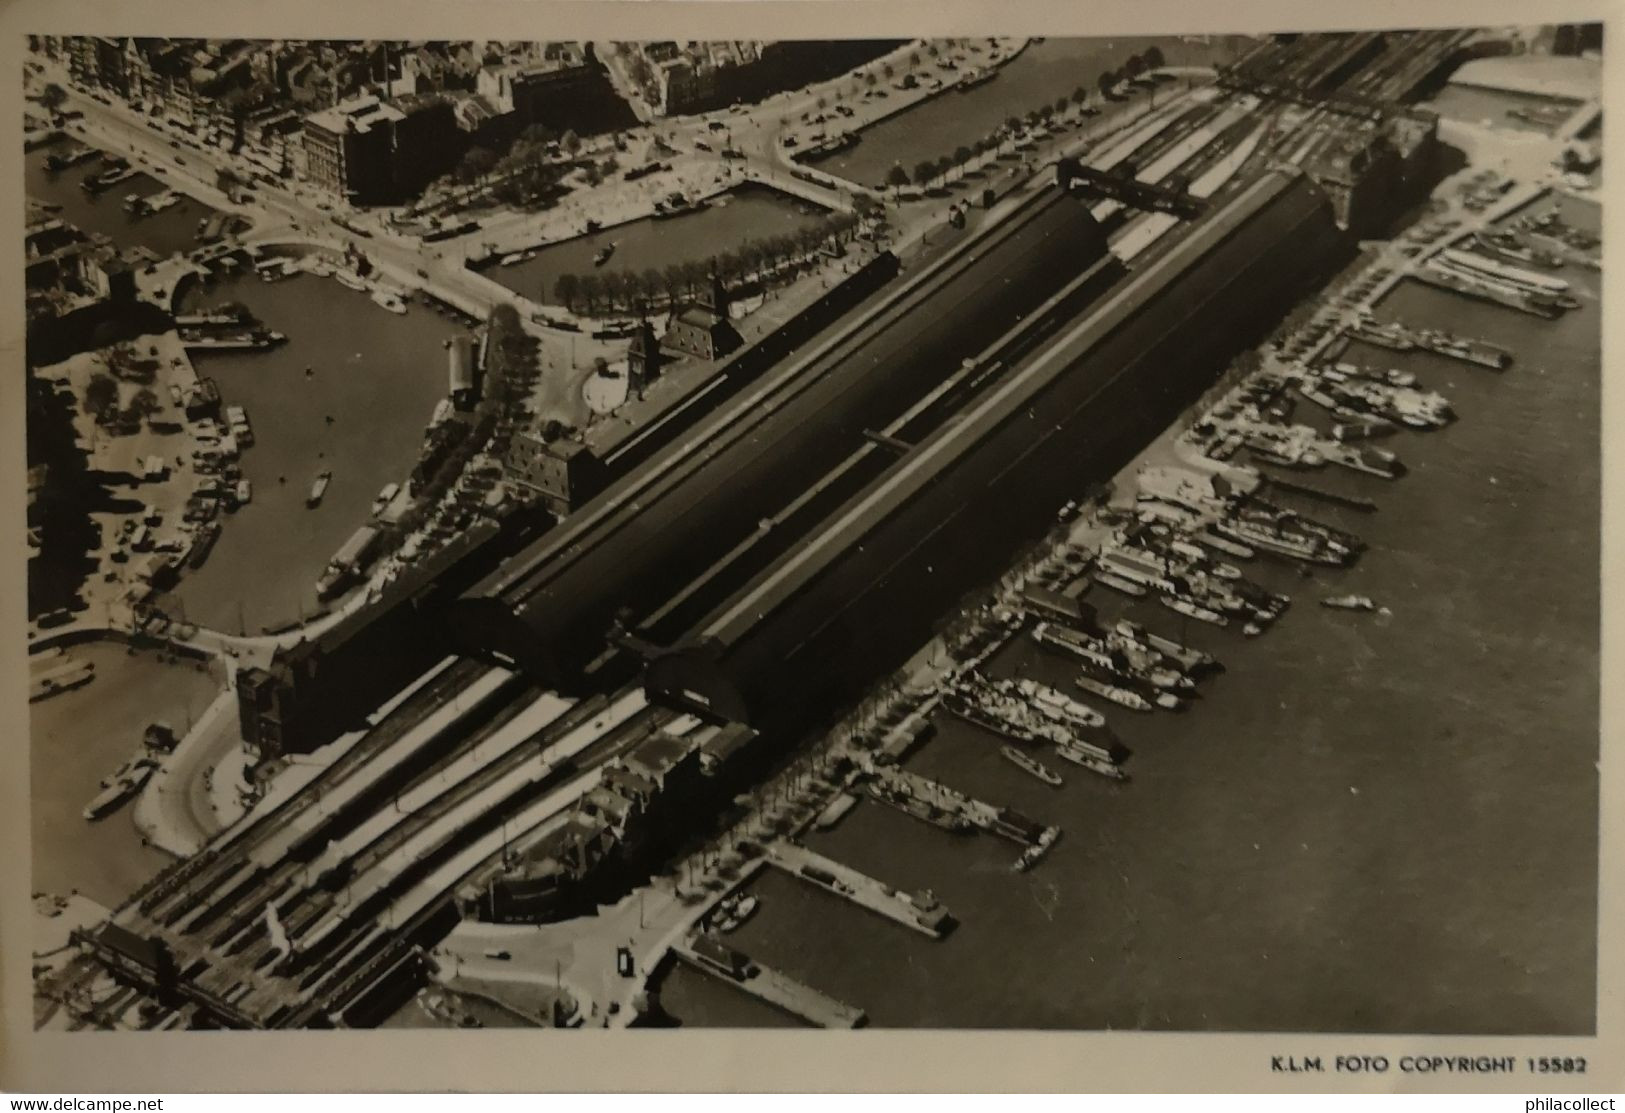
left=31, top=642, right=224, bottom=910
left=804, top=35, right=1254, bottom=190
left=486, top=183, right=831, bottom=305
left=668, top=197, right=1600, bottom=1033
left=26, top=135, right=216, bottom=258
left=172, top=272, right=470, bottom=634
left=1428, top=83, right=1580, bottom=136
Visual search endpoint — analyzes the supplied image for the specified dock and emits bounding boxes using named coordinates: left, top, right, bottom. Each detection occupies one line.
left=671, top=936, right=866, bottom=1028
left=765, top=842, right=951, bottom=938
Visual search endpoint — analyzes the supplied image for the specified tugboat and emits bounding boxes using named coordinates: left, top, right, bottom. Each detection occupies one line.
left=1321, top=593, right=1376, bottom=612
left=1000, top=744, right=1063, bottom=787
left=307, top=469, right=332, bottom=508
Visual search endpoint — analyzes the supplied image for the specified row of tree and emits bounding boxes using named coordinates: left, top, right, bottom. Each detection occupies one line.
left=877, top=47, right=1171, bottom=194
left=550, top=208, right=866, bottom=316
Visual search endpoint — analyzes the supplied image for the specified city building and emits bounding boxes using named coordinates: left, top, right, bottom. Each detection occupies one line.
left=661, top=275, right=740, bottom=360
left=301, top=94, right=404, bottom=203
left=503, top=430, right=605, bottom=515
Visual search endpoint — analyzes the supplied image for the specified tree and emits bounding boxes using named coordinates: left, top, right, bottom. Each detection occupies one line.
left=926, top=43, right=940, bottom=58
left=561, top=130, right=582, bottom=156
left=1071, top=85, right=1090, bottom=107
left=953, top=144, right=974, bottom=179
left=129, top=387, right=160, bottom=418
left=39, top=83, right=67, bottom=112
left=882, top=62, right=895, bottom=80
left=458, top=146, right=497, bottom=186
left=886, top=163, right=909, bottom=196
left=912, top=159, right=937, bottom=187
left=934, top=155, right=955, bottom=183
left=1098, top=69, right=1119, bottom=98
left=1124, top=53, right=1146, bottom=79
left=864, top=72, right=878, bottom=88
left=1054, top=96, right=1070, bottom=116
left=1143, top=45, right=1165, bottom=69
left=553, top=272, right=579, bottom=310
left=908, top=51, right=922, bottom=70
left=83, top=373, right=119, bottom=423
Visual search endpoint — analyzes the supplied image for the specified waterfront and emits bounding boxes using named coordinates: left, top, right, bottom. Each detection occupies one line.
left=1429, top=83, right=1580, bottom=136
left=172, top=272, right=467, bottom=633
left=30, top=642, right=223, bottom=909
left=486, top=183, right=830, bottom=304
left=26, top=135, right=216, bottom=258
left=805, top=36, right=1251, bottom=189
left=665, top=199, right=1600, bottom=1033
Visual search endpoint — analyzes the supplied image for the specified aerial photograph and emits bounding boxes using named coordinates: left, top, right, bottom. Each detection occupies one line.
left=23, top=26, right=1601, bottom=1034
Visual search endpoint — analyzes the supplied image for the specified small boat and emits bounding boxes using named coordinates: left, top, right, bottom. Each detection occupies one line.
left=371, top=482, right=400, bottom=517
left=307, top=470, right=332, bottom=508
left=593, top=243, right=616, bottom=266
left=1321, top=593, right=1376, bottom=612
left=235, top=479, right=252, bottom=506
left=370, top=289, right=407, bottom=314
left=1001, top=744, right=1063, bottom=787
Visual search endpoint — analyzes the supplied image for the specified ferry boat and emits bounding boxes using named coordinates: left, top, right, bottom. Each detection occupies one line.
left=1031, top=620, right=1120, bottom=672
left=593, top=243, right=616, bottom=266
left=1419, top=259, right=1565, bottom=319
left=83, top=762, right=155, bottom=821
left=1212, top=517, right=1346, bottom=566
left=307, top=470, right=332, bottom=508
left=1113, top=618, right=1220, bottom=674
left=1160, top=593, right=1229, bottom=628
left=1413, top=328, right=1512, bottom=370
left=1345, top=320, right=1416, bottom=351
left=1075, top=674, right=1152, bottom=713
left=1010, top=677, right=1106, bottom=729
left=945, top=682, right=1067, bottom=747
left=1001, top=744, right=1063, bottom=786
left=187, top=522, right=220, bottom=569
left=1054, top=740, right=1130, bottom=781
left=1322, top=593, right=1376, bottom=612
left=864, top=778, right=976, bottom=834
left=1474, top=231, right=1565, bottom=270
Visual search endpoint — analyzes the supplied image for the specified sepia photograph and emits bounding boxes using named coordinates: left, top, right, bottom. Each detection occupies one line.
left=15, top=8, right=1607, bottom=1062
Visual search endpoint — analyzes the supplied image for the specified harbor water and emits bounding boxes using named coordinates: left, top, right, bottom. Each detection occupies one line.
left=487, top=184, right=831, bottom=304
left=662, top=196, right=1600, bottom=1033
left=805, top=36, right=1251, bottom=189
left=30, top=641, right=223, bottom=909
left=173, top=272, right=468, bottom=634
left=26, top=136, right=215, bottom=258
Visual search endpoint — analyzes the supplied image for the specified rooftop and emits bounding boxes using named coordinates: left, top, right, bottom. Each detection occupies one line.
left=306, top=93, right=405, bottom=135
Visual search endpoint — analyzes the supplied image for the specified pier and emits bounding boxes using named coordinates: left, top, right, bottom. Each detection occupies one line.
left=764, top=842, right=951, bottom=938
left=670, top=936, right=866, bottom=1028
